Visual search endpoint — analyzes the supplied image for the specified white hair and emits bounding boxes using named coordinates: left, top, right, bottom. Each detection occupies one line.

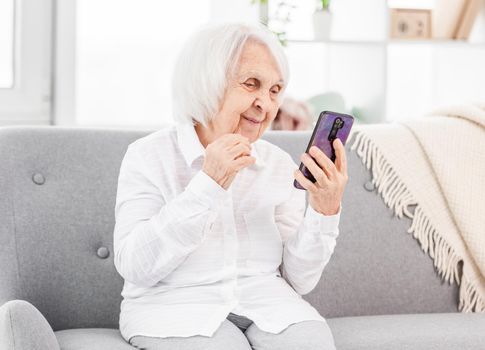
left=171, top=22, right=289, bottom=127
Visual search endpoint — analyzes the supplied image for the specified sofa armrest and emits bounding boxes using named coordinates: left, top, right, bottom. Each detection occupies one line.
left=0, top=299, right=60, bottom=350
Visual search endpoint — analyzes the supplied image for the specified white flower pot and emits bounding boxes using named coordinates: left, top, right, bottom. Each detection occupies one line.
left=313, top=10, right=332, bottom=41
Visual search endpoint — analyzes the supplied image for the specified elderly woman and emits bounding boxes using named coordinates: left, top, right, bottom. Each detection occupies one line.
left=114, top=22, right=348, bottom=350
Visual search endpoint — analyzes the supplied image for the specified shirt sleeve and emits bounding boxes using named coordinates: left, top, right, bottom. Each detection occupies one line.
left=113, top=144, right=229, bottom=288
left=275, top=159, right=342, bottom=295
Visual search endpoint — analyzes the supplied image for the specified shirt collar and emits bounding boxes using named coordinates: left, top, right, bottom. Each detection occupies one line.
left=176, top=122, right=205, bottom=167
left=250, top=141, right=266, bottom=169
left=176, top=122, right=265, bottom=169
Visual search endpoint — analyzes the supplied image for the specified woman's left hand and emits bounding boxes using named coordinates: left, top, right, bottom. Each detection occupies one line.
left=294, top=138, right=348, bottom=216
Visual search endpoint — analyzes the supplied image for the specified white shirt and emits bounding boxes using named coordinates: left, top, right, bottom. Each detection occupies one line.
left=113, top=123, right=342, bottom=341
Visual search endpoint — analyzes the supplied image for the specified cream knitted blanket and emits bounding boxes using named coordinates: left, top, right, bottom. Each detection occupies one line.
left=349, top=103, right=485, bottom=312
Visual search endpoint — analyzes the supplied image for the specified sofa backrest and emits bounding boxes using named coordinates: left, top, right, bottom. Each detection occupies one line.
left=0, top=126, right=458, bottom=331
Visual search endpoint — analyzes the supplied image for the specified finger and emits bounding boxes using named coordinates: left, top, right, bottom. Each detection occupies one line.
left=229, top=143, right=251, bottom=159
left=221, top=133, right=251, bottom=147
left=309, top=146, right=337, bottom=178
left=233, top=155, right=256, bottom=170
left=333, top=138, right=348, bottom=175
left=300, top=152, right=329, bottom=187
left=294, top=169, right=318, bottom=193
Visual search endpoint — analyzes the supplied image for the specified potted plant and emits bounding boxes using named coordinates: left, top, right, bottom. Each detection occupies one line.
left=313, top=0, right=332, bottom=41
left=251, top=0, right=294, bottom=46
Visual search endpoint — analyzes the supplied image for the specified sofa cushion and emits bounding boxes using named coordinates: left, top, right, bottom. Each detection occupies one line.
left=328, top=312, right=485, bottom=350
left=55, top=328, right=135, bottom=350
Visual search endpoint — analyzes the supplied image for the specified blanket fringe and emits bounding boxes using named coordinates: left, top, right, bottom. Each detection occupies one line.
left=460, top=275, right=485, bottom=312
left=349, top=130, right=485, bottom=312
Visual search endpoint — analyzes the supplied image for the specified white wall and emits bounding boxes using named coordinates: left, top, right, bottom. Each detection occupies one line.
left=55, top=0, right=485, bottom=127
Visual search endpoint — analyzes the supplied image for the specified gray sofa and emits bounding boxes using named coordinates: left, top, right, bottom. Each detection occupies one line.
left=0, top=125, right=484, bottom=350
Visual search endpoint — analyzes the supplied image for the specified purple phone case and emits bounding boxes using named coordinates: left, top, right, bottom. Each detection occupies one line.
left=294, top=111, right=354, bottom=190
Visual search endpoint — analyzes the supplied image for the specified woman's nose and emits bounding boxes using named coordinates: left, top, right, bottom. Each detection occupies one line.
left=254, top=91, right=271, bottom=112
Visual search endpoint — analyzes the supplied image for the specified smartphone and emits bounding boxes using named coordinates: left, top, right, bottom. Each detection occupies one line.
left=294, top=111, right=354, bottom=190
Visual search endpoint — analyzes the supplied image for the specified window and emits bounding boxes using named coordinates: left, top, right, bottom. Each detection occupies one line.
left=0, top=0, right=52, bottom=125
left=75, top=0, right=212, bottom=127
left=0, top=0, right=14, bottom=88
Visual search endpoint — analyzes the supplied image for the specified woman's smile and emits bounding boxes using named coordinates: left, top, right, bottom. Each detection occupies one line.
left=241, top=114, right=264, bottom=125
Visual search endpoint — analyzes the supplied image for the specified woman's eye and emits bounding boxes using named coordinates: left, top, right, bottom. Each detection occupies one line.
left=271, top=86, right=281, bottom=94
left=243, top=79, right=259, bottom=89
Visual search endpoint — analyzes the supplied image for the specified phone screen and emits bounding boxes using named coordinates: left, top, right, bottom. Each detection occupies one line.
left=294, top=111, right=354, bottom=190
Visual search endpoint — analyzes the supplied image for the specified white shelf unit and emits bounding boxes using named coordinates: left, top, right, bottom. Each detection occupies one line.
left=265, top=0, right=485, bottom=123
left=284, top=38, right=485, bottom=123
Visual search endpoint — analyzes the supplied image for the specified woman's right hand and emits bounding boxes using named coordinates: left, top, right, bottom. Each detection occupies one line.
left=202, top=134, right=256, bottom=190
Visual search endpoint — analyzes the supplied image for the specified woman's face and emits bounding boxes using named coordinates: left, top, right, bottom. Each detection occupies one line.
left=197, top=41, right=285, bottom=145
